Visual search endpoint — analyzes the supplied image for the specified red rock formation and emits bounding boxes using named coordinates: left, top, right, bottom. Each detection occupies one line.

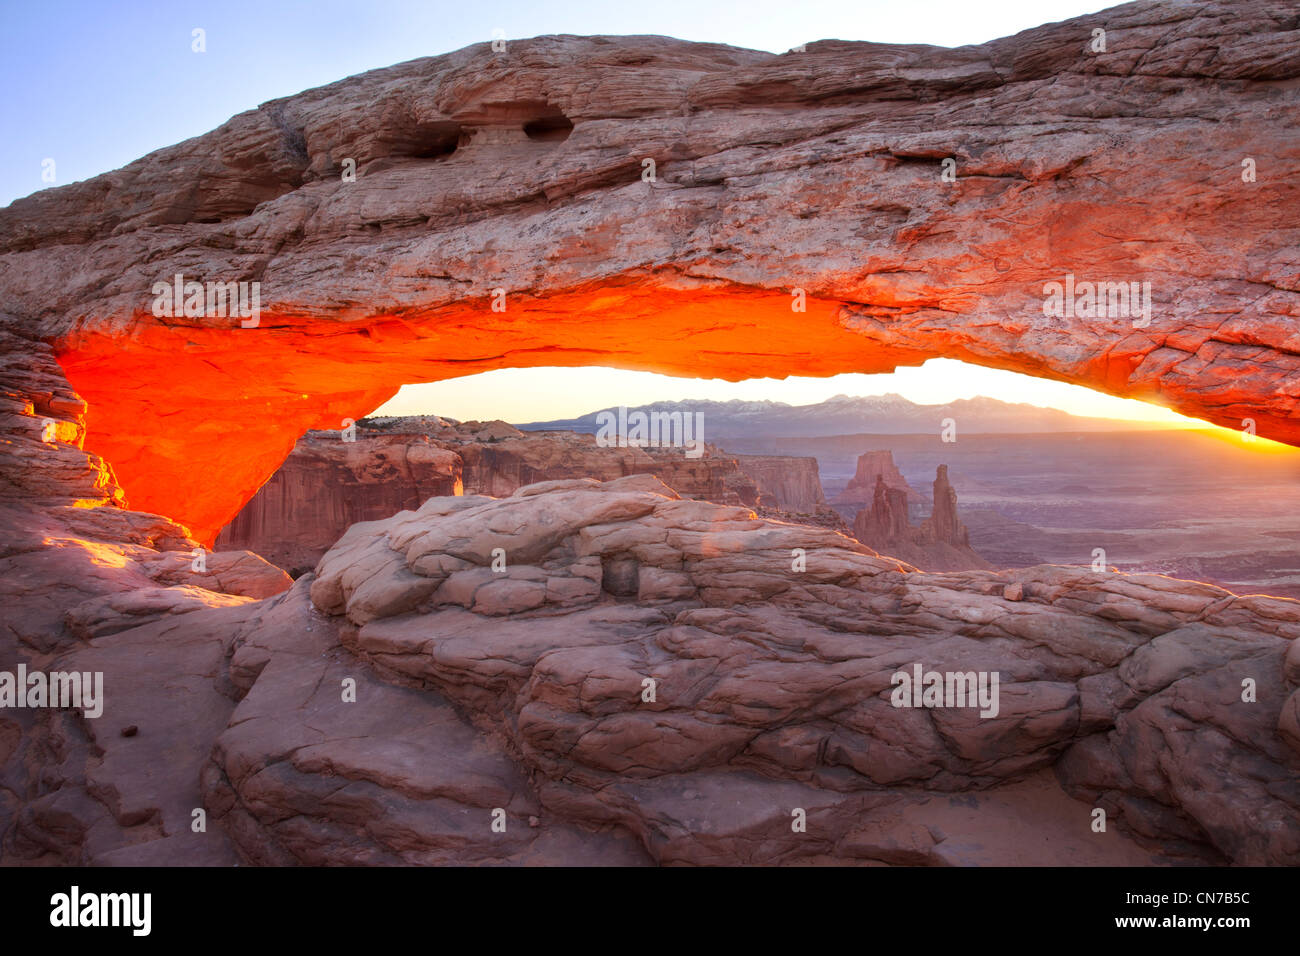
left=856, top=475, right=914, bottom=543
left=853, top=462, right=989, bottom=570
left=215, top=430, right=462, bottom=574
left=0, top=1, right=1294, bottom=538
left=6, top=0, right=1300, bottom=870
left=0, top=314, right=291, bottom=655
left=918, top=464, right=969, bottom=547
left=376, top=418, right=765, bottom=504
left=7, top=404, right=1300, bottom=865
left=193, top=476, right=1300, bottom=865
left=216, top=419, right=833, bottom=571
left=732, top=454, right=827, bottom=513
left=0, top=314, right=289, bottom=865
left=835, top=449, right=922, bottom=511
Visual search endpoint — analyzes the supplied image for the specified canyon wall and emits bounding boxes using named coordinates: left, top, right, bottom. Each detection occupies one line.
left=0, top=0, right=1294, bottom=538
left=216, top=418, right=835, bottom=572
left=853, top=459, right=991, bottom=571
left=833, top=448, right=923, bottom=513
left=4, top=309, right=1300, bottom=867
left=732, top=454, right=827, bottom=513
left=215, top=431, right=463, bottom=574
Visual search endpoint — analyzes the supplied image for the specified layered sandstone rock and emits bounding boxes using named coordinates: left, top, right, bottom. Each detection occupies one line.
left=0, top=0, right=1293, bottom=539
left=198, top=476, right=1300, bottom=865
left=834, top=449, right=923, bottom=511
left=0, top=314, right=291, bottom=657
left=856, top=476, right=915, bottom=543
left=918, top=464, right=970, bottom=548
left=733, top=454, right=828, bottom=513
left=5, top=0, right=1300, bottom=870
left=0, top=314, right=289, bottom=864
left=9, top=463, right=1300, bottom=865
left=216, top=430, right=463, bottom=574
left=216, top=417, right=832, bottom=572
left=853, top=462, right=990, bottom=571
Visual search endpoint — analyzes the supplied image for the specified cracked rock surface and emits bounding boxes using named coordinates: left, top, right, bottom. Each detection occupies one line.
left=193, top=475, right=1299, bottom=865
left=0, top=0, right=1293, bottom=538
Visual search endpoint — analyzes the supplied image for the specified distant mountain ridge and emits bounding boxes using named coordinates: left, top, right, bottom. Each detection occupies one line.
left=516, top=393, right=1176, bottom=438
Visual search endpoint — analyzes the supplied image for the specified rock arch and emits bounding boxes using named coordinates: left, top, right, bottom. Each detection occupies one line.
left=2, top=0, right=1296, bottom=541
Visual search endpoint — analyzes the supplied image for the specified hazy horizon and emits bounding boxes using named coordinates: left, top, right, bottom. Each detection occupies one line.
left=373, top=358, right=1221, bottom=430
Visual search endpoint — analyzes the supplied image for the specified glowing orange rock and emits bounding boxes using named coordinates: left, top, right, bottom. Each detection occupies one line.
left=0, top=3, right=1294, bottom=538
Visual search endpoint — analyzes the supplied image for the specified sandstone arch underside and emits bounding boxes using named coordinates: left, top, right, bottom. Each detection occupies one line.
left=2, top=0, right=1297, bottom=542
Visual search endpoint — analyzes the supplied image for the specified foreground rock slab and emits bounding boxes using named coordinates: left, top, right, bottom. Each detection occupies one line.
left=215, top=417, right=835, bottom=573
left=191, top=475, right=1300, bottom=865
left=0, top=314, right=287, bottom=863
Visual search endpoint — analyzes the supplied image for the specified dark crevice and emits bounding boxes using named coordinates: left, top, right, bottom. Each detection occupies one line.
left=524, top=114, right=574, bottom=142
left=387, top=121, right=463, bottom=160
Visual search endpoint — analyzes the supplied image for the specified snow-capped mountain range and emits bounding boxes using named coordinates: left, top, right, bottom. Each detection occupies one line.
left=516, top=393, right=1173, bottom=438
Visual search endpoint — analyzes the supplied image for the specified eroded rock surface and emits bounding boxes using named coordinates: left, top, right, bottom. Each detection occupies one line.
left=0, top=0, right=1293, bottom=538
left=8, top=440, right=1298, bottom=864
left=216, top=417, right=836, bottom=572
left=853, top=463, right=991, bottom=571
left=192, top=475, right=1300, bottom=865
left=0, top=314, right=288, bottom=863
left=3, top=0, right=1299, bottom=868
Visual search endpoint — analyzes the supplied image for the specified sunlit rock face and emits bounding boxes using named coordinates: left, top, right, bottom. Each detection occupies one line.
left=196, top=475, right=1299, bottom=865
left=0, top=313, right=292, bottom=864
left=214, top=417, right=833, bottom=573
left=0, top=0, right=1295, bottom=541
left=852, top=463, right=991, bottom=571
left=0, top=314, right=291, bottom=656
left=3, top=308, right=1298, bottom=866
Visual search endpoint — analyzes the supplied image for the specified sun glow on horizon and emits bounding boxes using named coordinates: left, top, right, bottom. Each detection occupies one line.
left=374, top=358, right=1228, bottom=432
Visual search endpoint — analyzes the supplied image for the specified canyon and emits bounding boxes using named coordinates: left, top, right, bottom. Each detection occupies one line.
left=215, top=417, right=836, bottom=573
left=730, top=429, right=1300, bottom=600
left=0, top=0, right=1295, bottom=541
left=852, top=460, right=992, bottom=572
left=3, top=319, right=1297, bottom=866
left=1, top=0, right=1298, bottom=868
left=215, top=418, right=991, bottom=578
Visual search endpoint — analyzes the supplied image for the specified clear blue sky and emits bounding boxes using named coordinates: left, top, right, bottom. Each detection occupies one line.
left=8, top=0, right=1198, bottom=429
